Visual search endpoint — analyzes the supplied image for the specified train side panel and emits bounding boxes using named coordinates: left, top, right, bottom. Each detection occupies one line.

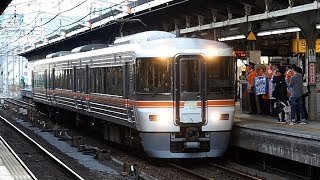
left=31, top=31, right=235, bottom=158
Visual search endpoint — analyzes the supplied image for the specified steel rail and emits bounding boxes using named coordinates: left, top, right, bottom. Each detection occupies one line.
left=0, top=135, right=38, bottom=180
left=169, top=163, right=213, bottom=180
left=4, top=98, right=34, bottom=108
left=209, top=163, right=262, bottom=180
left=0, top=115, right=84, bottom=180
left=170, top=162, right=263, bottom=180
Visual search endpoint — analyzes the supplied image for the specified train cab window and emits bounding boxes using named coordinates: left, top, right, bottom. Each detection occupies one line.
left=206, top=56, right=235, bottom=100
left=136, top=58, right=172, bottom=95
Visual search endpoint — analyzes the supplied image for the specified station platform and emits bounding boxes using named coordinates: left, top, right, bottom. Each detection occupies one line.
left=0, top=136, right=35, bottom=180
left=232, top=102, right=320, bottom=168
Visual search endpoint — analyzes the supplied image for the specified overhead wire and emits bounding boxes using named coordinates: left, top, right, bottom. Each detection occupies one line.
left=1, top=0, right=130, bottom=51
left=0, top=0, right=89, bottom=50
left=0, top=0, right=64, bottom=43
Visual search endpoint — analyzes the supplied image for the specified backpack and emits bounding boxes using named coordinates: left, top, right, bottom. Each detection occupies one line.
left=302, top=83, right=310, bottom=96
left=272, top=75, right=287, bottom=99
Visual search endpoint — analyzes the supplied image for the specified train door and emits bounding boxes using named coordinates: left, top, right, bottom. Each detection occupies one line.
left=75, top=66, right=86, bottom=110
left=44, top=69, right=48, bottom=101
left=173, top=55, right=206, bottom=125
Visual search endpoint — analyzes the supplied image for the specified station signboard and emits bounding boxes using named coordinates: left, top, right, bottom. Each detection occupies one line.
left=309, top=62, right=316, bottom=84
left=292, top=39, right=320, bottom=53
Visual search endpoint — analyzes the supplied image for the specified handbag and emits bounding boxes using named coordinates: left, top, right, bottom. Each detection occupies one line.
left=274, top=101, right=290, bottom=114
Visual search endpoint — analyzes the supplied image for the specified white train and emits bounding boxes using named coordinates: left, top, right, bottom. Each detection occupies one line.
left=32, top=31, right=235, bottom=158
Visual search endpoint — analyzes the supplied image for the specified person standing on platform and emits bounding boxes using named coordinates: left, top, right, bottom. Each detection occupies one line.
left=256, top=64, right=269, bottom=115
left=246, top=62, right=257, bottom=114
left=287, top=64, right=307, bottom=125
left=302, top=79, right=310, bottom=119
left=272, top=66, right=288, bottom=123
left=285, top=64, right=294, bottom=97
left=268, top=64, right=277, bottom=117
left=296, top=67, right=309, bottom=121
left=239, top=71, right=246, bottom=80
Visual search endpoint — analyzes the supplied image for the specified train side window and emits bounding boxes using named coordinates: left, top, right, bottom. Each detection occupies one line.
left=55, top=70, right=60, bottom=89
left=90, top=67, right=105, bottom=94
left=67, top=69, right=73, bottom=90
left=76, top=69, right=81, bottom=92
left=91, top=68, right=96, bottom=93
left=105, top=67, right=112, bottom=94
left=116, top=67, right=123, bottom=96
left=34, top=71, right=46, bottom=89
left=63, top=70, right=66, bottom=89
left=100, top=68, right=105, bottom=93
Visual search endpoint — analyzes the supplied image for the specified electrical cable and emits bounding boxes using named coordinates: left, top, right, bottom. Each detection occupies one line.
left=0, top=0, right=89, bottom=50
left=1, top=0, right=131, bottom=51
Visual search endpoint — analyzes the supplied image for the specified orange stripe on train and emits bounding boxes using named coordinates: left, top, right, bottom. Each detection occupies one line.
left=33, top=90, right=234, bottom=107
left=135, top=100, right=234, bottom=107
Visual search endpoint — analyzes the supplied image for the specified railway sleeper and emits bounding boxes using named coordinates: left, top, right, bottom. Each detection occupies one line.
left=121, top=163, right=141, bottom=179
left=53, top=129, right=72, bottom=141
left=72, top=136, right=85, bottom=147
left=96, top=149, right=111, bottom=161
left=77, top=144, right=112, bottom=161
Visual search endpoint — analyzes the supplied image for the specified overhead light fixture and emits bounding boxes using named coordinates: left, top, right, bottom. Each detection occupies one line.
left=229, top=27, right=238, bottom=31
left=285, top=27, right=301, bottom=33
left=316, top=24, right=320, bottom=29
left=257, top=31, right=271, bottom=36
left=257, top=27, right=301, bottom=36
left=271, top=29, right=286, bottom=34
left=275, top=19, right=287, bottom=24
left=218, top=35, right=245, bottom=41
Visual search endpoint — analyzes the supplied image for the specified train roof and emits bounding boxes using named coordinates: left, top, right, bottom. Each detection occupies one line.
left=35, top=32, right=233, bottom=66
left=45, top=51, right=72, bottom=58
left=71, top=44, right=108, bottom=53
left=114, top=31, right=176, bottom=45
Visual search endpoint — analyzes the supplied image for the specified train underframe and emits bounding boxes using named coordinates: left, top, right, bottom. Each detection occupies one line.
left=35, top=102, right=231, bottom=158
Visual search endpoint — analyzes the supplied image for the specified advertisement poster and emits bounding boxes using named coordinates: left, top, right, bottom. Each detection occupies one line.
left=255, top=76, right=268, bottom=95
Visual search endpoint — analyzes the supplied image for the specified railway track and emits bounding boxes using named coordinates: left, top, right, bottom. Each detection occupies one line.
left=4, top=97, right=264, bottom=180
left=169, top=162, right=263, bottom=180
left=0, top=105, right=84, bottom=179
left=2, top=98, right=151, bottom=179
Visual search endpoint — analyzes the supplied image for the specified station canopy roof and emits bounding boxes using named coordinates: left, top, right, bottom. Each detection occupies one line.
left=1, top=0, right=318, bottom=60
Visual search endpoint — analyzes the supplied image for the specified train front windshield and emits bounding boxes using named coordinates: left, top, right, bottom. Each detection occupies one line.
left=206, top=56, right=235, bottom=100
left=135, top=56, right=234, bottom=100
left=136, top=58, right=172, bottom=96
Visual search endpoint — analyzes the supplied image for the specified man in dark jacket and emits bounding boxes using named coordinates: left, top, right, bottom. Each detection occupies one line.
left=288, top=64, right=307, bottom=125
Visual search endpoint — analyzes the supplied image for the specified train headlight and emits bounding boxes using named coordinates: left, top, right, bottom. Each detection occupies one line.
left=209, top=113, right=229, bottom=121
left=157, top=47, right=176, bottom=58
left=149, top=114, right=170, bottom=126
left=149, top=115, right=160, bottom=121
left=210, top=113, right=220, bottom=121
left=204, top=48, right=218, bottom=57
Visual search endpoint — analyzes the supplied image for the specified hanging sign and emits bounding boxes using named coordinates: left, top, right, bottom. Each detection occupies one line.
left=309, top=62, right=316, bottom=84
left=247, top=31, right=256, bottom=41
left=309, top=49, right=316, bottom=62
left=292, top=39, right=320, bottom=53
